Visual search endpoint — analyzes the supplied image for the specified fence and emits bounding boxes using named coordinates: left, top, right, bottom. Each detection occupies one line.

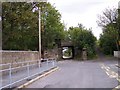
left=0, top=58, right=57, bottom=89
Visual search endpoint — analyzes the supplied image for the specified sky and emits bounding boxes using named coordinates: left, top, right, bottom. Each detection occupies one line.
left=48, top=0, right=119, bottom=39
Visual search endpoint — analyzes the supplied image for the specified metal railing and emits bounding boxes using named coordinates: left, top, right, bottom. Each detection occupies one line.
left=0, top=58, right=57, bottom=89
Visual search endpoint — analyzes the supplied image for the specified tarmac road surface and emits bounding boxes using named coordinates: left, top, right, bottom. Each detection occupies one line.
left=26, top=57, right=119, bottom=88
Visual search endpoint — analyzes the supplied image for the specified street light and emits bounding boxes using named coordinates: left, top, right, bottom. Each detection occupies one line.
left=38, top=0, right=47, bottom=62
left=118, top=1, right=120, bottom=50
left=38, top=7, right=41, bottom=62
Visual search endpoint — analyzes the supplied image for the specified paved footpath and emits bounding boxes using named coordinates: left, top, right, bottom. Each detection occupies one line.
left=26, top=57, right=119, bottom=88
left=1, top=61, right=57, bottom=89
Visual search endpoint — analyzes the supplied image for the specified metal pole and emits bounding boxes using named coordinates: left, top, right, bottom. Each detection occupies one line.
left=47, top=59, right=48, bottom=67
left=9, top=64, right=12, bottom=88
left=118, top=2, right=120, bottom=51
left=39, top=7, right=41, bottom=66
left=52, top=59, right=55, bottom=67
left=0, top=2, right=2, bottom=88
left=27, top=62, right=30, bottom=77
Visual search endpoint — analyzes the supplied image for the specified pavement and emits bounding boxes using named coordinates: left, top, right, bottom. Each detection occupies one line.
left=1, top=61, right=57, bottom=89
left=26, top=57, right=119, bottom=88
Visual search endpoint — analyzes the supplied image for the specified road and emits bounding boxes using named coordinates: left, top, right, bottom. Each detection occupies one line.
left=26, top=56, right=119, bottom=88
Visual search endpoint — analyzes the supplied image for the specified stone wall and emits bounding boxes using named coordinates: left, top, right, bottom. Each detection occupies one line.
left=1, top=51, right=39, bottom=75
left=1, top=49, right=58, bottom=65
left=1, top=51, right=39, bottom=64
left=1, top=50, right=58, bottom=75
left=44, top=48, right=58, bottom=59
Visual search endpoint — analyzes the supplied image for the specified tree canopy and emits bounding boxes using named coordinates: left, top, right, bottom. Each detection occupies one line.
left=65, top=24, right=97, bottom=58
left=2, top=2, right=98, bottom=59
left=97, top=8, right=120, bottom=55
left=2, top=2, right=65, bottom=50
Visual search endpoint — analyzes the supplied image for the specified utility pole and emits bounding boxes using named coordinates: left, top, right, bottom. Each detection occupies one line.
left=118, top=1, right=120, bottom=51
left=0, top=2, right=2, bottom=88
left=38, top=0, right=47, bottom=66
left=38, top=7, right=41, bottom=61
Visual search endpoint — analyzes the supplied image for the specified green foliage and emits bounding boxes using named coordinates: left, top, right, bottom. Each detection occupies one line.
left=67, top=24, right=97, bottom=59
left=97, top=8, right=119, bottom=55
left=99, top=30, right=117, bottom=55
left=63, top=48, right=72, bottom=57
left=2, top=2, right=39, bottom=50
left=2, top=2, right=65, bottom=50
left=42, top=3, right=65, bottom=49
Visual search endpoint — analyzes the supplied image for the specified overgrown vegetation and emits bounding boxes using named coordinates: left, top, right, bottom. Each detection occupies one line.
left=97, top=8, right=120, bottom=55
left=2, top=2, right=65, bottom=50
left=63, top=48, right=72, bottom=58
left=65, top=24, right=97, bottom=59
left=2, top=2, right=98, bottom=59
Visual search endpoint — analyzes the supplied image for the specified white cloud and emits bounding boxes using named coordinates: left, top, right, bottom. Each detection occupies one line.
left=48, top=0, right=119, bottom=39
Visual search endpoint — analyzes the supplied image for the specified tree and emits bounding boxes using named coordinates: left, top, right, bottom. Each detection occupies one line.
left=2, top=2, right=65, bottom=51
left=67, top=24, right=97, bottom=58
left=41, top=3, right=65, bottom=49
left=97, top=8, right=119, bottom=55
left=2, top=2, right=39, bottom=50
left=97, top=8, right=118, bottom=27
left=99, top=33, right=117, bottom=55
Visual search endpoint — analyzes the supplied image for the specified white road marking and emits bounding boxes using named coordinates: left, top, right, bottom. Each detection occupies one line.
left=112, top=85, right=120, bottom=90
left=100, top=63, right=120, bottom=90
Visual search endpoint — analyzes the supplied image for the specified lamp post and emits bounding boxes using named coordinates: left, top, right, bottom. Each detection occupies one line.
left=118, top=1, right=120, bottom=50
left=38, top=7, right=41, bottom=61
left=38, top=0, right=47, bottom=62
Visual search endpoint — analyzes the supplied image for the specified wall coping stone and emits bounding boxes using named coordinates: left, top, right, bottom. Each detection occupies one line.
left=1, top=50, right=38, bottom=53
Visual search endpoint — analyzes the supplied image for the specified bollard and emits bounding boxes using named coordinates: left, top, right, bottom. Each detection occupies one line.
left=54, top=59, right=57, bottom=66
left=52, top=59, right=55, bottom=67
left=9, top=63, right=12, bottom=88
left=47, top=59, right=48, bottom=67
left=39, top=60, right=41, bottom=69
